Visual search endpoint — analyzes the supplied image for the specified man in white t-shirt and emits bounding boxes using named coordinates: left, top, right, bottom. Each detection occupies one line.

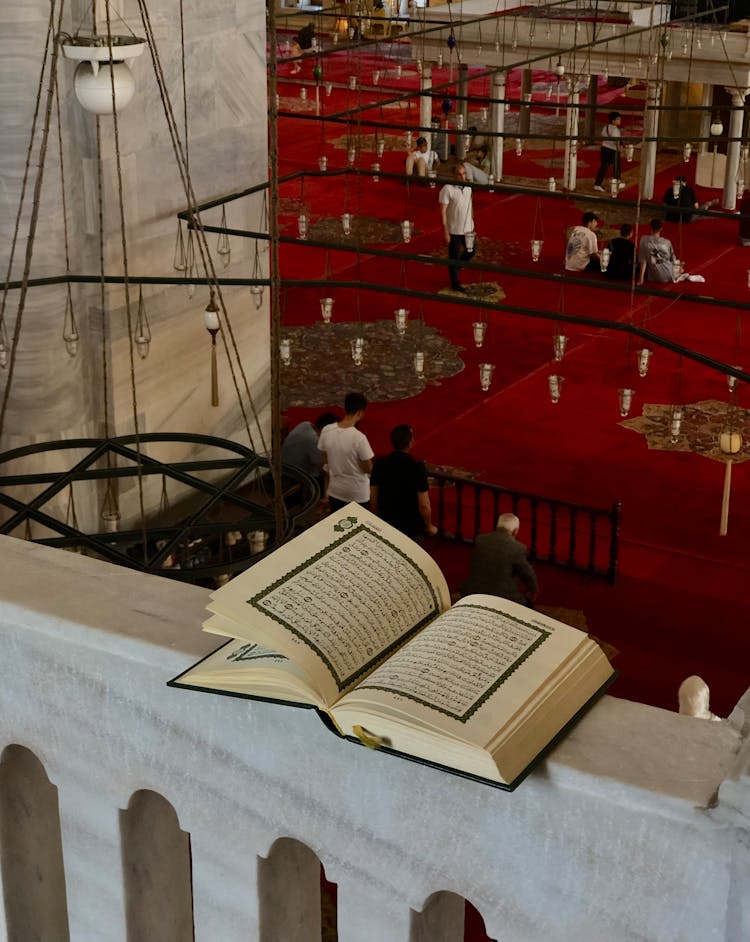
left=318, top=391, right=374, bottom=511
left=565, top=212, right=601, bottom=273
left=438, top=163, right=475, bottom=291
left=594, top=111, right=626, bottom=192
left=405, top=137, right=439, bottom=177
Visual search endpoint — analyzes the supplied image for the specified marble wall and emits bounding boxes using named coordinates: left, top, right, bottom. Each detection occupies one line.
left=0, top=0, right=270, bottom=526
left=1, top=534, right=750, bottom=941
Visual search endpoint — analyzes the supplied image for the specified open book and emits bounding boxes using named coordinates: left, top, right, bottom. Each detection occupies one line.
left=169, top=504, right=615, bottom=790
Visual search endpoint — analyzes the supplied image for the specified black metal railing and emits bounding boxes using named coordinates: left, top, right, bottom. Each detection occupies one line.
left=428, top=468, right=621, bottom=583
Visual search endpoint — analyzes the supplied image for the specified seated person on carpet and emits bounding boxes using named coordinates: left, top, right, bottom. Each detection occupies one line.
left=678, top=675, right=721, bottom=722
left=565, top=211, right=601, bottom=273
left=461, top=513, right=538, bottom=606
left=289, top=22, right=314, bottom=73
left=605, top=223, right=636, bottom=281
left=663, top=176, right=718, bottom=223
left=405, top=137, right=439, bottom=177
left=463, top=146, right=491, bottom=185
left=739, top=188, right=750, bottom=246
left=638, top=219, right=706, bottom=285
left=637, top=218, right=704, bottom=285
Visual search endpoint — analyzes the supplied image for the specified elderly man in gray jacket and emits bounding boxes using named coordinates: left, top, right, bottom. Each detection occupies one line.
left=461, top=513, right=538, bottom=606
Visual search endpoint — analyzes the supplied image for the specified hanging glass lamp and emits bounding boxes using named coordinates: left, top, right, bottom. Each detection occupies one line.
left=350, top=337, right=365, bottom=365
left=548, top=374, right=563, bottom=403
left=472, top=321, right=487, bottom=347
left=342, top=213, right=352, bottom=235
left=394, top=308, right=409, bottom=336
left=479, top=362, right=495, bottom=392
left=600, top=247, right=611, bottom=272
left=298, top=214, right=308, bottom=239
left=531, top=239, right=543, bottom=262
left=636, top=348, right=652, bottom=377
left=280, top=338, right=292, bottom=366
left=670, top=407, right=683, bottom=443
left=618, top=387, right=635, bottom=417
left=414, top=351, right=425, bottom=376
left=320, top=297, right=334, bottom=323
left=553, top=333, right=567, bottom=361
left=401, top=220, right=412, bottom=243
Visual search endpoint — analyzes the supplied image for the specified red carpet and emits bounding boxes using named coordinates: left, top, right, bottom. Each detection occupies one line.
left=272, top=50, right=750, bottom=720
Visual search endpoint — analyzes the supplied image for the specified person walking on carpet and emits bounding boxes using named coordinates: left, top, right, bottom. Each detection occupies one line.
left=594, top=111, right=626, bottom=193
left=439, top=162, right=476, bottom=292
left=370, top=424, right=437, bottom=541
left=318, top=391, right=374, bottom=512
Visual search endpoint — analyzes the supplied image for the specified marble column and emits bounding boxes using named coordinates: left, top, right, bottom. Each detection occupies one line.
left=722, top=87, right=749, bottom=210
left=563, top=79, right=581, bottom=191
left=490, top=71, right=506, bottom=181
left=419, top=67, right=433, bottom=149
left=640, top=80, right=662, bottom=200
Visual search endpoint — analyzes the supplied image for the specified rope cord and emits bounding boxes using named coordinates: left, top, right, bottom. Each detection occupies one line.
left=103, top=1, right=148, bottom=550
left=0, top=0, right=66, bottom=440
left=135, top=0, right=267, bottom=454
left=0, top=5, right=56, bottom=348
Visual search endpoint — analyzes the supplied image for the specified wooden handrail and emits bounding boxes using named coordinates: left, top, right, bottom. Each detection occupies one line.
left=427, top=467, right=621, bottom=583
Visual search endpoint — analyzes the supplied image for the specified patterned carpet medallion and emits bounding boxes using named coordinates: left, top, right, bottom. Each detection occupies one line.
left=620, top=399, right=750, bottom=465
left=280, top=320, right=465, bottom=409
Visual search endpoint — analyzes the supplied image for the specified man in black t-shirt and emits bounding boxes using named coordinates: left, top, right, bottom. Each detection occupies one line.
left=370, top=425, right=437, bottom=540
left=605, top=223, right=635, bottom=281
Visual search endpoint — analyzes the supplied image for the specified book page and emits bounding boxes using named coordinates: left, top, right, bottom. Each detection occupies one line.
left=169, top=638, right=325, bottom=707
left=335, top=596, right=591, bottom=745
left=207, top=505, right=451, bottom=702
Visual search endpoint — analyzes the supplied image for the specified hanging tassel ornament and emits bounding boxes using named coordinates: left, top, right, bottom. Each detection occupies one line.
left=719, top=419, right=743, bottom=536
left=204, top=295, right=221, bottom=406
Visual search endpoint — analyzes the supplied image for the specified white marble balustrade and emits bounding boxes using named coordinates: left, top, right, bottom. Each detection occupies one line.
left=0, top=534, right=750, bottom=941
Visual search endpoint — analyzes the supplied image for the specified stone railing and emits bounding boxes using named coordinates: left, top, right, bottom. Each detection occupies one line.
left=0, top=534, right=749, bottom=941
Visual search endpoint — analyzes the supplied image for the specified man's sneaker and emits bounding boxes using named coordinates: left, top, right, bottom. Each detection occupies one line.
left=594, top=185, right=604, bottom=192
left=618, top=182, right=627, bottom=190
